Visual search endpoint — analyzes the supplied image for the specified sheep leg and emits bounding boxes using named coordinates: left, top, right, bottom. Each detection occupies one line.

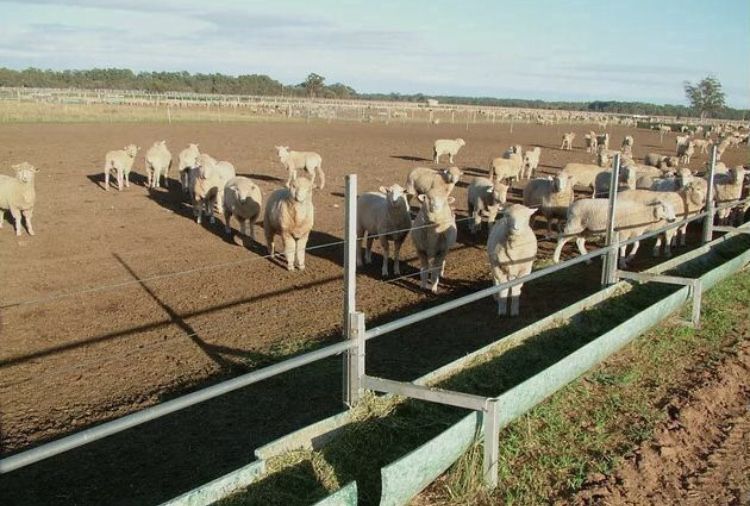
left=316, top=165, right=325, bottom=190
left=104, top=167, right=110, bottom=191
left=417, top=251, right=429, bottom=290
left=224, top=210, right=232, bottom=235
left=10, top=208, right=22, bottom=236
left=552, top=236, right=572, bottom=263
left=0, top=210, right=3, bottom=228
left=393, top=238, right=403, bottom=275
left=22, top=209, right=34, bottom=236
left=117, top=168, right=124, bottom=192
left=356, top=228, right=365, bottom=267
left=448, top=154, right=454, bottom=164
left=281, top=233, right=296, bottom=270
left=265, top=229, right=275, bottom=257
left=492, top=272, right=509, bottom=315
left=625, top=240, right=640, bottom=264
left=365, top=235, right=374, bottom=264
left=194, top=200, right=202, bottom=224
left=379, top=236, right=390, bottom=277
left=470, top=205, right=480, bottom=234
left=124, top=168, right=130, bottom=188
left=295, top=233, right=309, bottom=270
left=510, top=283, right=523, bottom=317
left=652, top=236, right=662, bottom=257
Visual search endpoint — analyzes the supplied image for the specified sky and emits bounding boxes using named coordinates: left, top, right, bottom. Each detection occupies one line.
left=0, top=0, right=748, bottom=107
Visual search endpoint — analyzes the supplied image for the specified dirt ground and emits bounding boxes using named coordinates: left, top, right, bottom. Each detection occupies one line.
left=0, top=119, right=746, bottom=505
left=575, top=338, right=750, bottom=506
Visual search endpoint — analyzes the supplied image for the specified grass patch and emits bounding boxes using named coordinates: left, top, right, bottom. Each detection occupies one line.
left=220, top=236, right=749, bottom=505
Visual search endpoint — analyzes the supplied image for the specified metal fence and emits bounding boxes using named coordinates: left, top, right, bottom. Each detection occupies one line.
left=1, top=145, right=748, bottom=485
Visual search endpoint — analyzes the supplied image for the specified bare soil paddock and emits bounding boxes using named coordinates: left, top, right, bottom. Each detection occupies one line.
left=0, top=120, right=746, bottom=505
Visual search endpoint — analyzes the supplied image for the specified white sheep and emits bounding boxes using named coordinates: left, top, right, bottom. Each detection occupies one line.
left=677, top=141, right=695, bottom=164
left=552, top=197, right=676, bottom=267
left=636, top=168, right=693, bottom=192
left=584, top=131, right=599, bottom=153
left=223, top=176, right=263, bottom=241
left=489, top=153, right=523, bottom=183
left=487, top=204, right=538, bottom=316
left=411, top=189, right=457, bottom=293
left=644, top=153, right=679, bottom=169
left=433, top=138, right=466, bottom=164
left=275, top=146, right=325, bottom=189
left=593, top=165, right=637, bottom=198
left=560, top=162, right=607, bottom=189
left=596, top=133, right=610, bottom=151
left=522, top=147, right=541, bottom=179
left=692, top=138, right=713, bottom=154
left=145, top=140, right=172, bottom=189
left=715, top=138, right=731, bottom=160
left=177, top=143, right=200, bottom=196
left=622, top=135, right=634, bottom=149
left=560, top=132, right=576, bottom=150
left=0, top=162, right=38, bottom=236
left=104, top=144, right=139, bottom=191
left=713, top=166, right=746, bottom=225
left=467, top=177, right=509, bottom=234
left=193, top=154, right=236, bottom=224
left=356, top=184, right=412, bottom=276
left=405, top=166, right=463, bottom=197
left=522, top=173, right=575, bottom=234
left=264, top=176, right=315, bottom=271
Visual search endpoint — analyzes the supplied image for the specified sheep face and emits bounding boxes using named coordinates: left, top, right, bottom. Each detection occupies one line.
left=456, top=138, right=466, bottom=147
left=502, top=204, right=536, bottom=234
left=13, top=162, right=38, bottom=182
left=289, top=178, right=313, bottom=203
left=490, top=183, right=509, bottom=205
left=275, top=145, right=290, bottom=161
left=379, top=184, right=408, bottom=208
left=124, top=144, right=139, bottom=158
left=683, top=184, right=705, bottom=207
left=650, top=200, right=676, bottom=223
left=418, top=191, right=454, bottom=217
left=445, top=166, right=463, bottom=183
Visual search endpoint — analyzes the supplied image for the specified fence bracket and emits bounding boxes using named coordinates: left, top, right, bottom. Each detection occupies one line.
left=616, top=271, right=702, bottom=328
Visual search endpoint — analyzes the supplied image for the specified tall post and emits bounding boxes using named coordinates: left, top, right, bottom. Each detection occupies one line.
left=343, top=175, right=361, bottom=406
left=602, top=153, right=621, bottom=286
left=345, top=311, right=366, bottom=407
left=702, top=144, right=717, bottom=243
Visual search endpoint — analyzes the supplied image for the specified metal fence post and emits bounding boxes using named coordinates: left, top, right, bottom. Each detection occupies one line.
left=702, top=144, right=717, bottom=243
left=345, top=311, right=366, bottom=406
left=483, top=399, right=500, bottom=489
left=343, top=175, right=361, bottom=407
left=602, top=153, right=621, bottom=286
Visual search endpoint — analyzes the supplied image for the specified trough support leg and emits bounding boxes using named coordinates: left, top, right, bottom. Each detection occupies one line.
left=690, top=279, right=702, bottom=329
left=617, top=270, right=702, bottom=328
left=483, top=399, right=500, bottom=489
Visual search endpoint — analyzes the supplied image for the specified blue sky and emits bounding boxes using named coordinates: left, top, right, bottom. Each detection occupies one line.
left=1, top=0, right=748, bottom=107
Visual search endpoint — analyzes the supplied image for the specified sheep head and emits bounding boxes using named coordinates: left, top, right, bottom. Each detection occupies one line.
left=124, top=144, right=139, bottom=157
left=417, top=189, right=454, bottom=218
left=289, top=177, right=313, bottom=203
left=488, top=182, right=509, bottom=205
left=502, top=204, right=536, bottom=234
left=649, top=200, right=676, bottom=223
left=13, top=162, right=38, bottom=182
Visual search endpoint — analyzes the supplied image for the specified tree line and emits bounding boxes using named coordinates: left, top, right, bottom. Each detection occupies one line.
left=0, top=67, right=746, bottom=120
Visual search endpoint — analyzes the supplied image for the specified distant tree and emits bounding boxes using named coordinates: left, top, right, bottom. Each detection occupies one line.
left=302, top=73, right=325, bottom=97
left=683, top=76, right=726, bottom=119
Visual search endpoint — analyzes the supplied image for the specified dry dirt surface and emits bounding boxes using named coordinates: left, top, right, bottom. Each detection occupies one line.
left=576, top=341, right=750, bottom=506
left=0, top=120, right=746, bottom=505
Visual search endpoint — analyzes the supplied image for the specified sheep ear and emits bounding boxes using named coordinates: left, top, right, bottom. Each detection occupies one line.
left=378, top=186, right=387, bottom=193
left=526, top=207, right=538, bottom=216
left=486, top=187, right=494, bottom=193
left=447, top=196, right=455, bottom=204
left=417, top=194, right=426, bottom=202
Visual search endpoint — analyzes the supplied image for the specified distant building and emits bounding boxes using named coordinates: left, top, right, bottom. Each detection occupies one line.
left=426, top=99, right=439, bottom=107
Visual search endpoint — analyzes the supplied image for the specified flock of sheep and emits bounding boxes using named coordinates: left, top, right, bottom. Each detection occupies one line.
left=1, top=122, right=748, bottom=317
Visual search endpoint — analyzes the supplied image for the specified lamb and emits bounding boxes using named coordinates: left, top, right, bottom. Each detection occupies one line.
left=522, top=173, right=575, bottom=234
left=675, top=135, right=690, bottom=152
left=467, top=177, right=509, bottom=233
left=622, top=135, right=634, bottom=149
left=275, top=146, right=325, bottom=189
left=560, top=162, right=608, bottom=189
left=487, top=204, right=538, bottom=316
left=552, top=197, right=676, bottom=267
left=433, top=138, right=466, bottom=164
left=145, top=140, right=172, bottom=189
left=713, top=166, right=746, bottom=225
left=502, top=144, right=523, bottom=158
left=411, top=188, right=457, bottom=293
left=103, top=144, right=139, bottom=191
left=560, top=132, right=576, bottom=150
left=522, top=147, right=541, bottom=179
left=593, top=165, right=637, bottom=197
left=596, top=133, right=610, bottom=151
left=584, top=132, right=599, bottom=153
left=356, top=184, right=412, bottom=276
left=222, top=177, right=263, bottom=241
left=264, top=176, right=315, bottom=271
left=489, top=153, right=523, bottom=183
left=0, top=162, right=38, bottom=236
left=177, top=143, right=200, bottom=196
left=715, top=138, right=731, bottom=160
left=636, top=168, right=693, bottom=192
left=644, top=153, right=679, bottom=169
left=692, top=138, right=712, bottom=154
left=192, top=154, right=236, bottom=224
left=405, top=166, right=463, bottom=196
left=677, top=141, right=695, bottom=164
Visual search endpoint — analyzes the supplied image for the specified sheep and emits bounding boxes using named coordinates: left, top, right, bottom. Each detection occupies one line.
left=584, top=132, right=599, bottom=153
left=636, top=168, right=693, bottom=192
left=356, top=184, right=412, bottom=276
left=0, top=162, right=38, bottom=236
left=467, top=177, right=509, bottom=233
left=192, top=154, right=236, bottom=224
left=487, top=204, right=538, bottom=316
left=619, top=183, right=705, bottom=255
left=433, top=138, right=466, bottom=164
left=522, top=173, right=575, bottom=234
left=264, top=176, right=315, bottom=271
left=104, top=144, right=139, bottom=191
left=145, top=141, right=172, bottom=189
left=644, top=153, right=679, bottom=169
left=596, top=147, right=621, bottom=168
left=713, top=166, right=746, bottom=225
left=675, top=134, right=690, bottom=152
left=692, top=138, right=713, bottom=154
left=275, top=146, right=325, bottom=189
left=593, top=165, right=637, bottom=197
left=560, top=162, right=607, bottom=189
left=405, top=166, right=463, bottom=196
left=677, top=141, right=695, bottom=164
left=489, top=153, right=523, bottom=183
left=411, top=188, right=457, bottom=293
left=552, top=197, right=676, bottom=267
left=502, top=144, right=523, bottom=158
left=622, top=159, right=664, bottom=179
left=522, top=147, right=541, bottom=179
left=177, top=143, right=200, bottom=196
left=715, top=138, right=731, bottom=160
left=621, top=144, right=633, bottom=160
left=560, top=132, right=576, bottom=150
left=596, top=133, right=610, bottom=151
left=622, top=135, right=634, bottom=149
left=222, top=176, right=263, bottom=241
